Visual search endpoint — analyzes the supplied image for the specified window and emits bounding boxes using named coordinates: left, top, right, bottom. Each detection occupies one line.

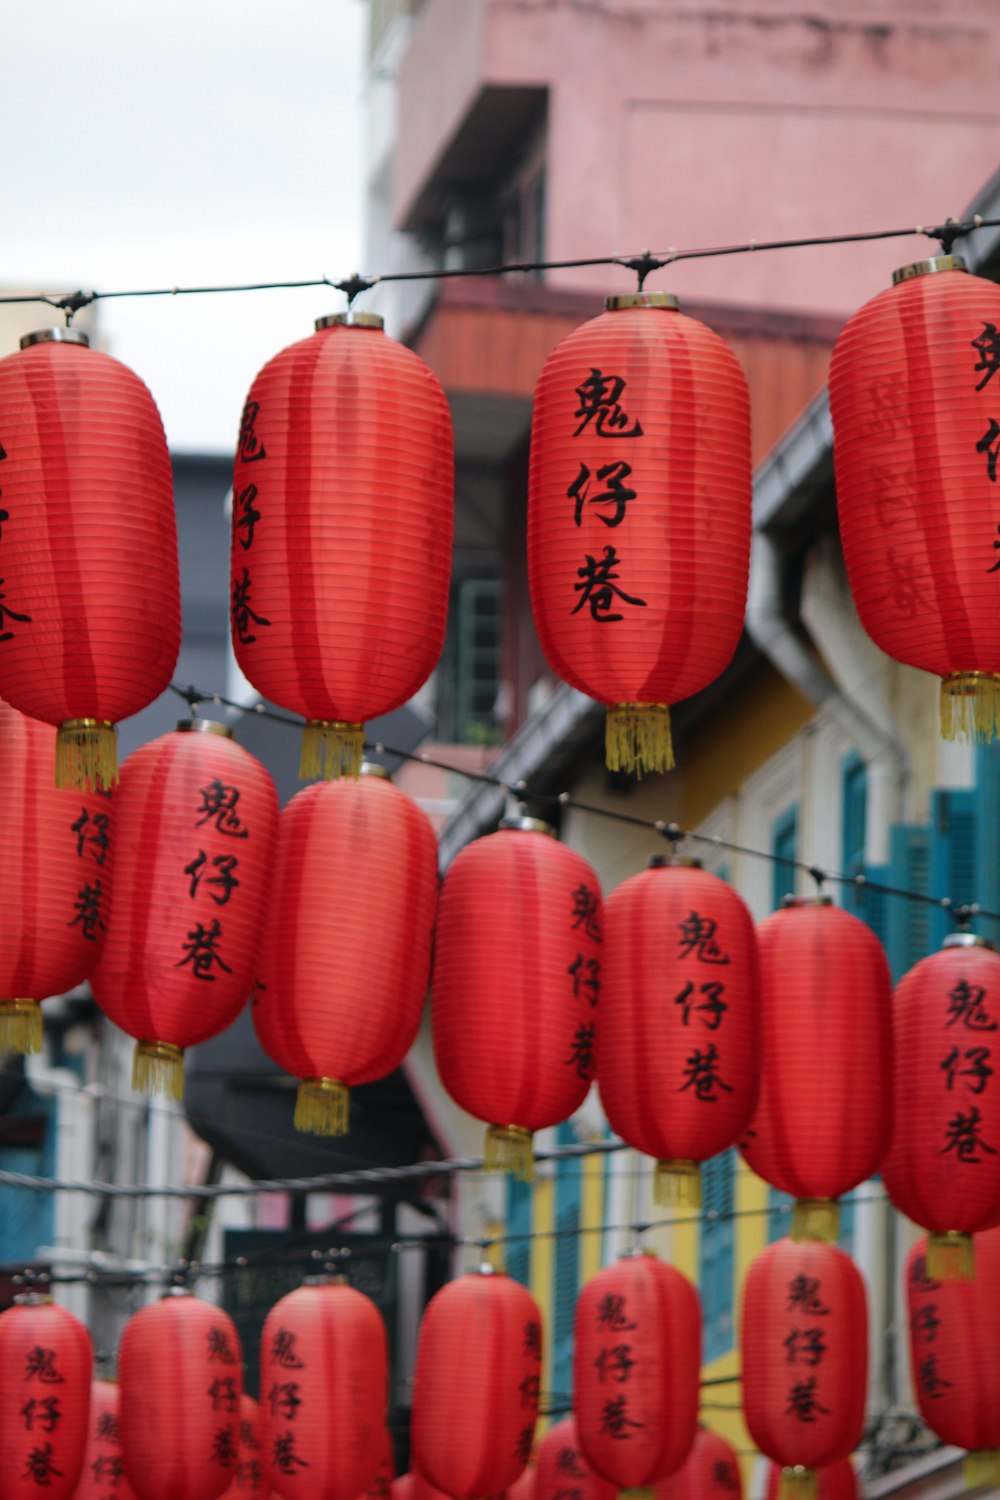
left=700, top=1150, right=735, bottom=1362
left=771, top=805, right=798, bottom=910
left=506, top=1175, right=531, bottom=1289
left=551, top=1123, right=581, bottom=1402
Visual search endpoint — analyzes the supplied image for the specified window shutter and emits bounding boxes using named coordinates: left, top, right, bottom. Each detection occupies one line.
left=551, top=1123, right=581, bottom=1402
left=885, top=824, right=932, bottom=981
left=700, top=1149, right=735, bottom=1362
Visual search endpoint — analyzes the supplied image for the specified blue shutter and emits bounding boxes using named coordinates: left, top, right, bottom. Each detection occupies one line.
left=930, top=789, right=978, bottom=950
left=551, top=1123, right=581, bottom=1403
left=767, top=1185, right=793, bottom=1243
left=841, top=753, right=867, bottom=918
left=771, top=806, right=799, bottom=910
left=885, top=824, right=932, bottom=981
left=838, top=1190, right=856, bottom=1254
left=0, top=1088, right=56, bottom=1264
left=700, top=1150, right=735, bottom=1362
left=506, top=1176, right=532, bottom=1289
left=976, top=742, right=1000, bottom=948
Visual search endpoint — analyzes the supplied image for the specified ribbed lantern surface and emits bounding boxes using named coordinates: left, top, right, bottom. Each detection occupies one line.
left=90, top=722, right=278, bottom=1099
left=252, top=768, right=437, bottom=1136
left=742, top=1238, right=867, bottom=1500
left=391, top=1474, right=450, bottom=1500
left=259, top=1280, right=388, bottom=1500
left=355, top=1427, right=395, bottom=1500
left=506, top=1464, right=538, bottom=1500
left=883, top=936, right=1000, bottom=1277
left=120, top=1292, right=242, bottom=1500
left=906, top=1229, right=1000, bottom=1486
left=528, top=294, right=751, bottom=776
left=599, top=859, right=760, bottom=1206
left=536, top=1417, right=617, bottom=1500
left=765, top=1461, right=856, bottom=1500
left=656, top=1428, right=743, bottom=1500
left=0, top=700, right=113, bottom=1055
left=411, top=1270, right=543, bottom=1500
left=739, top=898, right=893, bottom=1242
left=830, top=258, right=1000, bottom=740
left=221, top=1395, right=267, bottom=1499
left=431, top=821, right=603, bottom=1177
left=230, top=313, right=454, bottom=779
left=0, top=1296, right=92, bottom=1500
left=72, top=1380, right=137, bottom=1500
left=0, top=330, right=180, bottom=788
left=574, top=1253, right=701, bottom=1489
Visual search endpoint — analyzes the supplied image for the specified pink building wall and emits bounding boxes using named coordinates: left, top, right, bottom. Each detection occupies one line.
left=393, top=0, right=1000, bottom=317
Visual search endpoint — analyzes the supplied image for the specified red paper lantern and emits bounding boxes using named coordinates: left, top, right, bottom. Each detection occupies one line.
left=599, top=857, right=760, bottom=1205
left=72, top=1380, right=137, bottom=1500
left=765, top=1460, right=856, bottom=1500
left=411, top=1268, right=542, bottom=1500
left=120, top=1291, right=242, bottom=1500
left=0, top=700, right=113, bottom=1055
left=230, top=312, right=453, bottom=780
left=259, top=1279, right=388, bottom=1500
left=431, top=819, right=603, bottom=1177
left=0, top=328, right=180, bottom=788
left=252, top=765, right=437, bottom=1135
left=656, top=1428, right=743, bottom=1500
left=741, top=1238, right=867, bottom=1500
left=528, top=293, right=751, bottom=776
left=739, top=897, right=892, bottom=1241
left=391, top=1474, right=450, bottom=1500
left=221, top=1395, right=267, bottom=1499
left=506, top=1464, right=537, bottom=1500
left=906, top=1229, right=1000, bottom=1486
left=535, top=1417, right=616, bottom=1500
left=830, top=256, right=1000, bottom=740
left=90, top=719, right=278, bottom=1098
left=884, top=933, right=1000, bottom=1276
left=574, top=1252, right=701, bottom=1489
left=0, top=1294, right=91, bottom=1500
left=354, top=1428, right=395, bottom=1500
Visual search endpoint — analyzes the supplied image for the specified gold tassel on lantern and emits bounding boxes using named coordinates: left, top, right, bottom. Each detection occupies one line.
left=132, top=1041, right=185, bottom=1100
left=0, top=999, right=43, bottom=1055
left=779, top=1468, right=818, bottom=1500
left=295, top=1077, right=350, bottom=1136
left=940, top=674, right=1000, bottom=743
left=963, top=1450, right=1000, bottom=1488
left=620, top=1489, right=655, bottom=1500
left=606, top=703, right=673, bottom=777
left=791, top=1198, right=840, bottom=1244
left=654, top=1159, right=701, bottom=1208
left=55, top=719, right=118, bottom=791
left=300, top=720, right=364, bottom=781
left=926, top=1230, right=975, bottom=1281
left=484, top=1125, right=534, bottom=1182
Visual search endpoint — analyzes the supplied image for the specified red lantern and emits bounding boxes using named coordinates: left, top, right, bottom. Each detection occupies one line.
left=599, top=857, right=760, bottom=1205
left=741, top=1238, right=867, bottom=1500
left=259, top=1279, right=388, bottom=1500
left=505, top=1465, right=537, bottom=1500
left=739, top=897, right=892, bottom=1241
left=431, top=819, right=603, bottom=1178
left=830, top=256, right=1000, bottom=740
left=0, top=1294, right=91, bottom=1500
left=72, top=1380, right=137, bottom=1500
left=354, top=1428, right=395, bottom=1500
left=535, top=1417, right=616, bottom=1500
left=230, top=312, right=453, bottom=780
left=252, top=766, right=437, bottom=1135
left=411, top=1268, right=542, bottom=1500
left=0, top=700, right=113, bottom=1054
left=90, top=720, right=278, bottom=1098
left=906, top=1229, right=1000, bottom=1486
left=391, top=1475, right=450, bottom=1500
left=221, top=1395, right=267, bottom=1499
left=120, top=1291, right=242, bottom=1500
left=656, top=1428, right=743, bottom=1500
left=574, top=1252, right=701, bottom=1488
left=765, top=1461, right=856, bottom=1500
left=0, top=328, right=180, bottom=788
left=882, top=935, right=1000, bottom=1277
left=528, top=293, right=751, bottom=776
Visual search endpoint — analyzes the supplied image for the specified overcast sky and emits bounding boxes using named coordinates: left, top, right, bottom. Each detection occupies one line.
left=1, top=0, right=367, bottom=452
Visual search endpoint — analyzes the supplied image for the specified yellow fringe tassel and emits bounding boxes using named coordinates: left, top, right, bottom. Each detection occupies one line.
left=791, top=1198, right=840, bottom=1243
left=654, top=1159, right=702, bottom=1208
left=940, top=674, right=1000, bottom=744
left=605, top=703, right=674, bottom=777
left=132, top=1041, right=185, bottom=1100
left=0, top=1000, right=43, bottom=1055
left=927, top=1230, right=975, bottom=1281
left=55, top=720, right=118, bottom=791
left=779, top=1469, right=817, bottom=1500
left=299, top=721, right=364, bottom=781
left=484, top=1125, right=535, bottom=1182
left=963, top=1450, right=1000, bottom=1489
left=620, top=1490, right=655, bottom=1500
left=294, top=1078, right=350, bottom=1136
